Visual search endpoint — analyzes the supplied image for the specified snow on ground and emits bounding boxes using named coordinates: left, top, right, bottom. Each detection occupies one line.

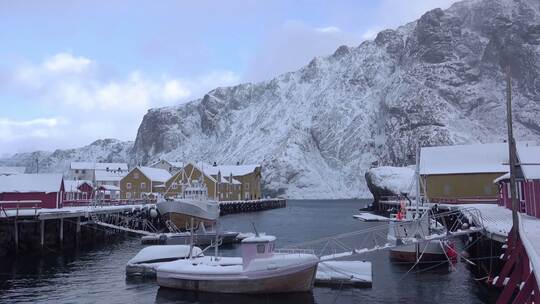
left=519, top=213, right=540, bottom=285
left=454, top=204, right=513, bottom=238
left=0, top=204, right=153, bottom=218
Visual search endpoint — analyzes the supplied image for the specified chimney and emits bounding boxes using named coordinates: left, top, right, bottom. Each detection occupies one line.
left=213, top=161, right=217, bottom=167
left=236, top=161, right=240, bottom=165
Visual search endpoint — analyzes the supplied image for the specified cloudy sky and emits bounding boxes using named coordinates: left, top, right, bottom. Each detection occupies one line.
left=0, top=0, right=458, bottom=156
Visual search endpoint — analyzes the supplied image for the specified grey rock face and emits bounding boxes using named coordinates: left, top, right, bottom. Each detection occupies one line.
left=131, top=0, right=540, bottom=199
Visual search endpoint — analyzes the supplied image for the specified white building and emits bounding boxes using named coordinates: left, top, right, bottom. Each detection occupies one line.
left=70, top=162, right=128, bottom=182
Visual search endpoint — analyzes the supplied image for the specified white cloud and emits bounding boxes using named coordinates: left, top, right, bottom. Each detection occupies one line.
left=1, top=52, right=240, bottom=154
left=315, top=26, right=341, bottom=34
left=43, top=53, right=92, bottom=73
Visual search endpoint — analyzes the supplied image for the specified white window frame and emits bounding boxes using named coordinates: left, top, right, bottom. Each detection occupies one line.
left=141, top=182, right=146, bottom=189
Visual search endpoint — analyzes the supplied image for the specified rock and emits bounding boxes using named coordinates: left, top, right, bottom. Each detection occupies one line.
left=365, top=166, right=415, bottom=202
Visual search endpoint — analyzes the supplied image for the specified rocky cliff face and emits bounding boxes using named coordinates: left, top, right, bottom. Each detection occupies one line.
left=0, top=139, right=133, bottom=175
left=132, top=0, right=540, bottom=199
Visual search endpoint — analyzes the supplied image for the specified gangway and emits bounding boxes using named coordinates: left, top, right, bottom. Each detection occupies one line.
left=287, top=207, right=485, bottom=262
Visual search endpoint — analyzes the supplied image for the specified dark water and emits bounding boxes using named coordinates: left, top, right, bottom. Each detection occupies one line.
left=0, top=200, right=498, bottom=303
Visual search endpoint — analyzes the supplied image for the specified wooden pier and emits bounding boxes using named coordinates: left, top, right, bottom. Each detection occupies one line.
left=218, top=198, right=286, bottom=215
left=0, top=201, right=158, bottom=256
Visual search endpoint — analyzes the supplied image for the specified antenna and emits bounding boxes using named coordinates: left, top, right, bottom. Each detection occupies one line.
left=251, top=222, right=259, bottom=237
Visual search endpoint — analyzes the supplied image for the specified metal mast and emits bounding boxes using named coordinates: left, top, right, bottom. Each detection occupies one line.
left=506, top=65, right=519, bottom=244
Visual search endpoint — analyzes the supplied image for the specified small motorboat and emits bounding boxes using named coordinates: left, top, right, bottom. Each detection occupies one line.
left=126, top=245, right=203, bottom=276
left=156, top=234, right=319, bottom=293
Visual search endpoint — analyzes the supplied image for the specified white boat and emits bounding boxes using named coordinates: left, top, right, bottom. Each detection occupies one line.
left=387, top=205, right=451, bottom=262
left=157, top=181, right=220, bottom=231
left=386, top=147, right=455, bottom=264
left=156, top=234, right=320, bottom=294
left=126, top=245, right=203, bottom=276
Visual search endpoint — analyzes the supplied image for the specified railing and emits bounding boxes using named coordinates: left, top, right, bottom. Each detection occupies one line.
left=274, top=248, right=315, bottom=255
left=0, top=200, right=42, bottom=218
left=62, top=198, right=156, bottom=207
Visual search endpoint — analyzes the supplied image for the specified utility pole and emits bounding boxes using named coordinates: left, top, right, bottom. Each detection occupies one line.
left=506, top=65, right=519, bottom=245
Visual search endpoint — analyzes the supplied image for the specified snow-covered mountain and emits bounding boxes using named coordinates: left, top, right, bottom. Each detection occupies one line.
left=0, top=139, right=133, bottom=175
left=131, top=0, right=540, bottom=199
left=3, top=0, right=539, bottom=199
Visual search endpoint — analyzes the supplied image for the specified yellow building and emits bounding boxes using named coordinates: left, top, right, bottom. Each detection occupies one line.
left=120, top=166, right=172, bottom=199
left=419, top=143, right=512, bottom=203
left=162, top=162, right=262, bottom=201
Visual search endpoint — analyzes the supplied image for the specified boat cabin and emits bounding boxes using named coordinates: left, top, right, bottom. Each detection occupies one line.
left=241, top=234, right=276, bottom=268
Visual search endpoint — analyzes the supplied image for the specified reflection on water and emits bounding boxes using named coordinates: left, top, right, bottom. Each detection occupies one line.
left=0, top=200, right=499, bottom=303
left=155, top=288, right=315, bottom=304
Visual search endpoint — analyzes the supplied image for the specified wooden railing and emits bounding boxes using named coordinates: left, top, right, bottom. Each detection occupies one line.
left=0, top=200, right=42, bottom=218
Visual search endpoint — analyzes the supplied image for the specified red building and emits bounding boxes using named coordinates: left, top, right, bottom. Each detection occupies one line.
left=64, top=180, right=94, bottom=201
left=0, top=174, right=65, bottom=209
left=496, top=146, right=540, bottom=218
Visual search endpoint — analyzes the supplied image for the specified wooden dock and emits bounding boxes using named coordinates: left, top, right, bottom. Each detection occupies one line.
left=218, top=198, right=286, bottom=215
left=0, top=202, right=158, bottom=256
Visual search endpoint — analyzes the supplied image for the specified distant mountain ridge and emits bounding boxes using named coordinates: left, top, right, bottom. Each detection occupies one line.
left=0, top=139, right=133, bottom=175
left=3, top=0, right=540, bottom=198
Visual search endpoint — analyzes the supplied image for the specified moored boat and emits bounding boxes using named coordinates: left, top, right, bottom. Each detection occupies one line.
left=157, top=181, right=220, bottom=231
left=156, top=234, right=319, bottom=294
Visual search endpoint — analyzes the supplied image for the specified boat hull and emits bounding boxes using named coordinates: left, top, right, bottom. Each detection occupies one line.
left=389, top=241, right=447, bottom=263
left=157, top=262, right=318, bottom=294
left=157, top=198, right=219, bottom=231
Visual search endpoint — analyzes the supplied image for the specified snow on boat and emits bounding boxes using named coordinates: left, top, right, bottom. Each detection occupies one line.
left=156, top=234, right=319, bottom=294
left=141, top=231, right=239, bottom=246
left=126, top=245, right=203, bottom=276
left=316, top=261, right=372, bottom=287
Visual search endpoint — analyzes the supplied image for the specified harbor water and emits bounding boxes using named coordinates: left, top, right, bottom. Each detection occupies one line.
left=0, top=200, right=499, bottom=303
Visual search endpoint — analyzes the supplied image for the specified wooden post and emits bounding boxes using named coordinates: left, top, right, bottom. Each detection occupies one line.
left=76, top=217, right=81, bottom=245
left=59, top=218, right=64, bottom=245
left=40, top=220, right=45, bottom=249
left=14, top=220, right=19, bottom=252
left=506, top=65, right=520, bottom=245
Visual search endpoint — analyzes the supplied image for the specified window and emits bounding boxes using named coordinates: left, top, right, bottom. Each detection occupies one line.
left=75, top=169, right=79, bottom=174
left=127, top=182, right=132, bottom=189
left=443, top=184, right=451, bottom=196
left=517, top=182, right=524, bottom=201
left=245, top=183, right=250, bottom=190
left=257, top=244, right=265, bottom=254
left=507, top=183, right=511, bottom=199
left=141, top=182, right=146, bottom=189
left=134, top=173, right=139, bottom=179
left=172, top=183, right=177, bottom=189
left=82, top=169, right=86, bottom=174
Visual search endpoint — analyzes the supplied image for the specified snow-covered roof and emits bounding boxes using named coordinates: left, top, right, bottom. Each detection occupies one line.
left=518, top=146, right=540, bottom=180
left=0, top=166, right=26, bottom=175
left=193, top=162, right=260, bottom=177
left=138, top=166, right=171, bottom=182
left=64, top=180, right=92, bottom=192
left=71, top=162, right=128, bottom=171
left=98, top=184, right=120, bottom=191
left=95, top=170, right=126, bottom=182
left=241, top=234, right=276, bottom=243
left=420, top=142, right=534, bottom=175
left=0, top=174, right=63, bottom=193
left=493, top=172, right=510, bottom=184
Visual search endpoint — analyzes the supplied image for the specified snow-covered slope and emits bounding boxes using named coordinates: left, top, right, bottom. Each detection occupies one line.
left=132, top=0, right=540, bottom=199
left=0, top=139, right=133, bottom=175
